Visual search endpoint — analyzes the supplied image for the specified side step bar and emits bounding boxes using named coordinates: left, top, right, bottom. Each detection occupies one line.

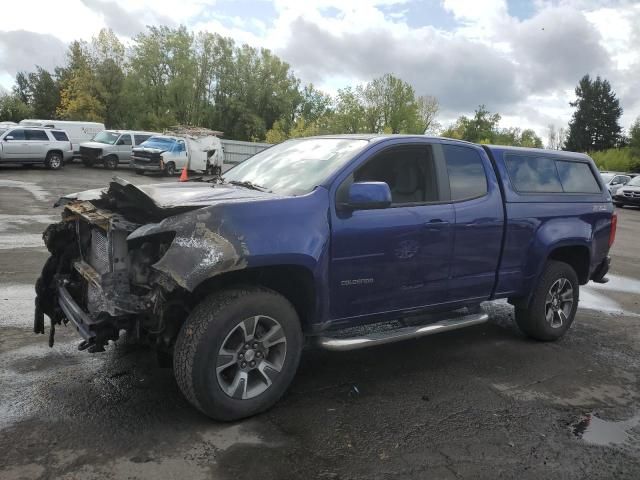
left=316, top=313, right=489, bottom=351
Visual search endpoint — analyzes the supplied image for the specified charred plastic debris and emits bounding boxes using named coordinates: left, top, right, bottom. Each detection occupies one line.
left=34, top=177, right=246, bottom=353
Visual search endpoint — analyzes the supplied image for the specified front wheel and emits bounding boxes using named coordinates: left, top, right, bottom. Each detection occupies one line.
left=103, top=155, right=118, bottom=170
left=45, top=152, right=63, bottom=170
left=164, top=162, right=176, bottom=176
left=173, top=287, right=303, bottom=421
left=515, top=260, right=579, bottom=341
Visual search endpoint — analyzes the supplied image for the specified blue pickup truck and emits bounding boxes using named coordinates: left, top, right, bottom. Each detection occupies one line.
left=35, top=135, right=616, bottom=420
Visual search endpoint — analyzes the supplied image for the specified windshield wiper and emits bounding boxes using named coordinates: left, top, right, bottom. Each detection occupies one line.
left=225, top=179, right=271, bottom=192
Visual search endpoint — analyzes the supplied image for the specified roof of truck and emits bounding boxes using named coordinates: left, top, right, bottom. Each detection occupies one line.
left=305, top=134, right=591, bottom=159
left=484, top=144, right=591, bottom=160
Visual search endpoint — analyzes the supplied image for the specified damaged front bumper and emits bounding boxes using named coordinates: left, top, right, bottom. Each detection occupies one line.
left=34, top=199, right=177, bottom=352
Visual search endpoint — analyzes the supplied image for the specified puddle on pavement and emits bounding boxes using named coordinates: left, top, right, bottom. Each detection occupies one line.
left=588, top=274, right=640, bottom=296
left=0, top=233, right=46, bottom=250
left=571, top=413, right=640, bottom=446
left=0, top=214, right=58, bottom=232
left=0, top=284, right=37, bottom=327
left=580, top=275, right=640, bottom=317
left=0, top=179, right=50, bottom=201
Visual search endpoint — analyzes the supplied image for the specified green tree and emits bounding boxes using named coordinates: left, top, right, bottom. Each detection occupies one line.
left=565, top=75, right=623, bottom=152
left=57, top=40, right=105, bottom=122
left=629, top=117, right=640, bottom=153
left=91, top=29, right=126, bottom=128
left=0, top=93, right=32, bottom=122
left=441, top=105, right=501, bottom=143
left=331, top=86, right=366, bottom=134
left=12, top=67, right=60, bottom=119
left=415, top=95, right=440, bottom=134
left=441, top=105, right=542, bottom=147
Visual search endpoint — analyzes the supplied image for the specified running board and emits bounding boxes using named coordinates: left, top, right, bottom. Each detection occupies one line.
left=316, top=313, right=489, bottom=351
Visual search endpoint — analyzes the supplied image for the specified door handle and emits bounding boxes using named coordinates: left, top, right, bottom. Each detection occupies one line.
left=425, top=218, right=449, bottom=225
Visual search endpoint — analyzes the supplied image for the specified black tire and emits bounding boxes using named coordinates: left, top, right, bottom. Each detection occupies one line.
left=164, top=162, right=176, bottom=176
left=45, top=152, right=63, bottom=170
left=103, top=155, right=118, bottom=170
left=82, top=158, right=94, bottom=168
left=173, top=287, right=303, bottom=421
left=134, top=169, right=145, bottom=175
left=515, top=260, right=579, bottom=341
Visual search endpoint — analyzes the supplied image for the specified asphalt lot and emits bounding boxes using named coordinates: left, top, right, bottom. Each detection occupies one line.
left=1, top=162, right=639, bottom=479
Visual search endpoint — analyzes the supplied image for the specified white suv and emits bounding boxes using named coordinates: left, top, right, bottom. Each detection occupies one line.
left=0, top=126, right=73, bottom=170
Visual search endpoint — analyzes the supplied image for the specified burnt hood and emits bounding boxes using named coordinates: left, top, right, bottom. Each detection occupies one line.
left=55, top=177, right=279, bottom=221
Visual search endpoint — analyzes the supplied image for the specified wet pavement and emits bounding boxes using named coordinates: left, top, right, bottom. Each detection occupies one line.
left=1, top=163, right=639, bottom=479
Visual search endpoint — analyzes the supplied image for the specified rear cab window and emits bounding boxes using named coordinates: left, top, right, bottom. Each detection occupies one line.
left=504, top=154, right=601, bottom=194
left=443, top=144, right=488, bottom=201
left=134, top=134, right=151, bottom=145
left=51, top=131, right=69, bottom=141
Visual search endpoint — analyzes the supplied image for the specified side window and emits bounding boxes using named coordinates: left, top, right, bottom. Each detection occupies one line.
left=119, top=134, right=132, bottom=146
left=174, top=140, right=186, bottom=153
left=134, top=134, right=150, bottom=145
left=7, top=129, right=26, bottom=140
left=505, top=155, right=563, bottom=193
left=443, top=145, right=488, bottom=200
left=26, top=129, right=49, bottom=141
left=51, top=131, right=69, bottom=141
left=556, top=161, right=601, bottom=193
left=351, top=146, right=438, bottom=205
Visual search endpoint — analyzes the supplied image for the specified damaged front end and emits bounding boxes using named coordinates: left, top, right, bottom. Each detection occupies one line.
left=35, top=181, right=190, bottom=353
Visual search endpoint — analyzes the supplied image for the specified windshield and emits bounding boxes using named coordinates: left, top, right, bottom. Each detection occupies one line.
left=223, top=138, right=368, bottom=195
left=140, top=137, right=177, bottom=150
left=93, top=131, right=120, bottom=145
left=0, top=129, right=6, bottom=136
left=600, top=173, right=614, bottom=183
left=627, top=176, right=640, bottom=187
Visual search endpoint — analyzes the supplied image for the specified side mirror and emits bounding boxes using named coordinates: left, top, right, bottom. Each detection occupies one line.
left=4, top=135, right=14, bottom=141
left=345, top=182, right=392, bottom=210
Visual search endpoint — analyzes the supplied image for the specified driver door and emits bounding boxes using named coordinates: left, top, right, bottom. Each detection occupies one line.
left=330, top=143, right=454, bottom=320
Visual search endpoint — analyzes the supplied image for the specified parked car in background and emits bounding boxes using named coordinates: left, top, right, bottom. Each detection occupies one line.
left=36, top=135, right=615, bottom=420
left=19, top=119, right=104, bottom=158
left=131, top=132, right=223, bottom=176
left=79, top=130, right=157, bottom=169
left=600, top=172, right=631, bottom=195
left=612, top=175, right=640, bottom=207
left=0, top=126, right=72, bottom=169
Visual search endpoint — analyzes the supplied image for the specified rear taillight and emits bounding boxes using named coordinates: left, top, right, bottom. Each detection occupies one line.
left=609, top=213, right=617, bottom=247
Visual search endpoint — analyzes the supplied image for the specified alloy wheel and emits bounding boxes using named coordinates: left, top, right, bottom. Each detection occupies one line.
left=545, top=277, right=574, bottom=328
left=216, top=315, right=287, bottom=400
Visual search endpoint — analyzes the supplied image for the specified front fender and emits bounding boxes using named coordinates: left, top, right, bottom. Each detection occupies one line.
left=127, top=188, right=331, bottom=292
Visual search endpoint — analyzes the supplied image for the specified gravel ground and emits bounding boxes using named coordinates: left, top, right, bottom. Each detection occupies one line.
left=1, top=162, right=639, bottom=480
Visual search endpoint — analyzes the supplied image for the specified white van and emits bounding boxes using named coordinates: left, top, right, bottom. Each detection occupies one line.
left=19, top=119, right=105, bottom=157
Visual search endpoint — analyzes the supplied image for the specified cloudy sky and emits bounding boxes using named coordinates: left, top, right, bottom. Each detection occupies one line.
left=1, top=0, right=639, bottom=138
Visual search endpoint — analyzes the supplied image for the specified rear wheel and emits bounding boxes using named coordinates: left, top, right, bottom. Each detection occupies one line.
left=45, top=152, right=62, bottom=170
left=173, top=287, right=303, bottom=421
left=515, top=260, right=579, bottom=341
left=164, top=162, right=176, bottom=176
left=103, top=155, right=118, bottom=170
